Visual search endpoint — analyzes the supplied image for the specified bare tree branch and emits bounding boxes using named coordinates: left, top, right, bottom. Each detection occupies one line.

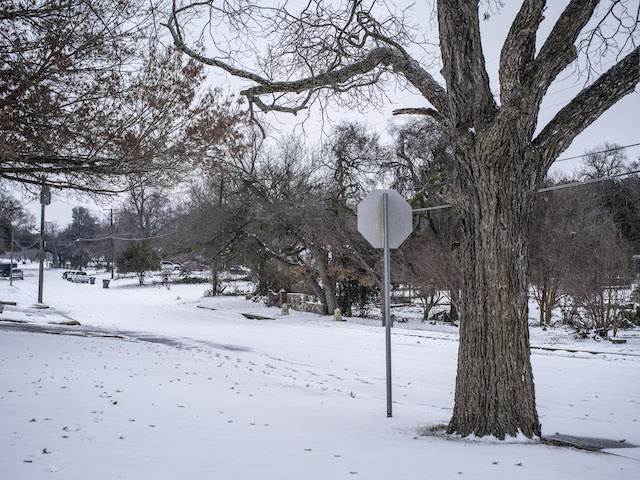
left=498, top=0, right=545, bottom=105
left=437, top=0, right=496, bottom=128
left=529, top=1, right=599, bottom=99
left=167, top=3, right=449, bottom=119
left=392, top=107, right=448, bottom=125
left=534, top=46, right=640, bottom=170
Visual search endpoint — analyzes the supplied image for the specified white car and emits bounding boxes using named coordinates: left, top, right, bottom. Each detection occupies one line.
left=160, top=261, right=182, bottom=271
left=70, top=271, right=90, bottom=283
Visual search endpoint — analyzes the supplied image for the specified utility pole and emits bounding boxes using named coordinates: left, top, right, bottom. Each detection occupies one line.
left=9, top=230, right=14, bottom=287
left=110, top=208, right=114, bottom=279
left=38, top=185, right=51, bottom=304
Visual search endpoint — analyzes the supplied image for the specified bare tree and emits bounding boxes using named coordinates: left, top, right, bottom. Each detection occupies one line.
left=168, top=0, right=640, bottom=438
left=118, top=182, right=173, bottom=237
left=386, top=117, right=461, bottom=320
left=578, top=145, right=640, bottom=255
left=579, top=142, right=628, bottom=179
left=529, top=180, right=579, bottom=326
left=564, top=202, right=632, bottom=338
left=386, top=118, right=455, bottom=202
left=175, top=169, right=255, bottom=294
left=246, top=137, right=342, bottom=313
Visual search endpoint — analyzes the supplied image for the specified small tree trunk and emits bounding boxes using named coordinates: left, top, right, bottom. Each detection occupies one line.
left=423, top=298, right=430, bottom=321
left=544, top=279, right=560, bottom=326
left=538, top=285, right=547, bottom=326
left=448, top=289, right=460, bottom=321
left=210, top=258, right=219, bottom=296
left=447, top=154, right=541, bottom=439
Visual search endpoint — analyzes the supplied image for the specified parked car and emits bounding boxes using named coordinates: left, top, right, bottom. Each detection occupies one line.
left=63, top=270, right=78, bottom=281
left=11, top=269, right=24, bottom=280
left=161, top=261, right=182, bottom=271
left=70, top=271, right=90, bottom=283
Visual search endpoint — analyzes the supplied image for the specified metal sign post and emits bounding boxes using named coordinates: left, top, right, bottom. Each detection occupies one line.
left=357, top=189, right=413, bottom=418
left=382, top=193, right=393, bottom=417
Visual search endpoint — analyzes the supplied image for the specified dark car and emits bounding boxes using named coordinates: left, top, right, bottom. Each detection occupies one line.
left=1, top=263, right=18, bottom=277
left=62, top=270, right=77, bottom=280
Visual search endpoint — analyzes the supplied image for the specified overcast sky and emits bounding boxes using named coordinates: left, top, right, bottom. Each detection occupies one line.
left=15, top=1, right=640, bottom=228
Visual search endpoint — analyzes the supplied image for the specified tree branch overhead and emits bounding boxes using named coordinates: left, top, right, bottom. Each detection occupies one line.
left=167, top=2, right=449, bottom=120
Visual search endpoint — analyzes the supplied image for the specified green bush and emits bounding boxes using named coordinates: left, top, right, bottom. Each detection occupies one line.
left=116, top=242, right=160, bottom=286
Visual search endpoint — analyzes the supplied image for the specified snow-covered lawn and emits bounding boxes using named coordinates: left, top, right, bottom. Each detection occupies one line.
left=1, top=264, right=639, bottom=479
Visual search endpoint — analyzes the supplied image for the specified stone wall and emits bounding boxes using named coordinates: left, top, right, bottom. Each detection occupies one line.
left=286, top=293, right=325, bottom=314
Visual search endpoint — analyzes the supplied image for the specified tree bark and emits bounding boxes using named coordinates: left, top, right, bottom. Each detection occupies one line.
left=447, top=144, right=540, bottom=438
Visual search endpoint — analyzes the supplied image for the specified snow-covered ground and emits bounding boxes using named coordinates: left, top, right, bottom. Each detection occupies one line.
left=1, top=263, right=639, bottom=479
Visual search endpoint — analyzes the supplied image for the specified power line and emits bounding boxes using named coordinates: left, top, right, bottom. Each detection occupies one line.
left=409, top=142, right=640, bottom=194
left=552, top=142, right=640, bottom=164
left=537, top=169, right=640, bottom=193
left=111, top=233, right=169, bottom=241
left=12, top=238, right=40, bottom=249
left=413, top=169, right=640, bottom=213
left=55, top=232, right=170, bottom=246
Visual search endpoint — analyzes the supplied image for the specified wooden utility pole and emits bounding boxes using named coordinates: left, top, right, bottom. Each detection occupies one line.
left=9, top=230, right=14, bottom=287
left=110, top=208, right=114, bottom=279
left=38, top=185, right=51, bottom=304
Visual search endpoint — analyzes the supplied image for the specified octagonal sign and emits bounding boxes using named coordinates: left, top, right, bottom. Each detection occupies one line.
left=357, top=189, right=413, bottom=249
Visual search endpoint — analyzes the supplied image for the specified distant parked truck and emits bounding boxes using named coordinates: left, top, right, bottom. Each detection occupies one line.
left=11, top=269, right=24, bottom=280
left=69, top=271, right=90, bottom=283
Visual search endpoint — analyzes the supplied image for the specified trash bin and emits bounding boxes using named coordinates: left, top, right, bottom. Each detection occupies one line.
left=90, top=276, right=95, bottom=285
left=102, top=279, right=110, bottom=288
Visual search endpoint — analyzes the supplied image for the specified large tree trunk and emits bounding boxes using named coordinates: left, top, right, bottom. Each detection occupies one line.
left=447, top=149, right=541, bottom=439
left=322, top=277, right=338, bottom=314
left=309, top=245, right=338, bottom=315
left=305, top=275, right=329, bottom=314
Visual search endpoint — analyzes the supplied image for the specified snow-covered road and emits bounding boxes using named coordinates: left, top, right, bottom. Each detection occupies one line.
left=1, top=265, right=639, bottom=479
